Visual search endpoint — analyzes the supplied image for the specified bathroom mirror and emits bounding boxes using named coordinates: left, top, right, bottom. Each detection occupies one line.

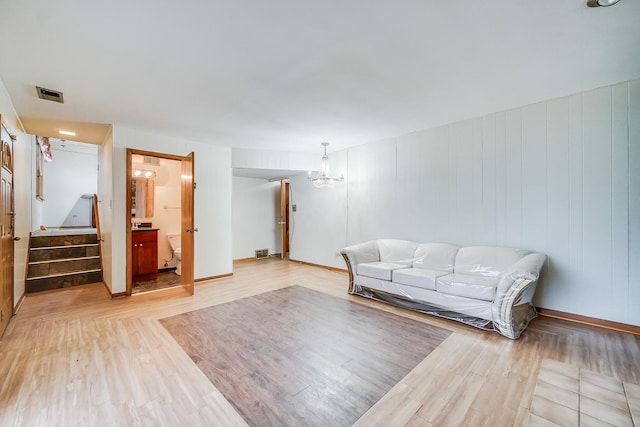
left=131, top=177, right=154, bottom=218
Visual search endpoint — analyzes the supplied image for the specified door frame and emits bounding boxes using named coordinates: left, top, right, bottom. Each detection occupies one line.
left=279, top=179, right=290, bottom=259
left=125, top=149, right=195, bottom=296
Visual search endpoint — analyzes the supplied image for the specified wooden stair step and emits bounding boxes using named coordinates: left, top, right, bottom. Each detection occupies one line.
left=27, top=257, right=101, bottom=278
left=28, top=244, right=100, bottom=262
left=29, top=234, right=98, bottom=248
left=28, top=255, right=100, bottom=265
left=25, top=270, right=103, bottom=293
left=27, top=268, right=102, bottom=281
left=26, top=231, right=104, bottom=293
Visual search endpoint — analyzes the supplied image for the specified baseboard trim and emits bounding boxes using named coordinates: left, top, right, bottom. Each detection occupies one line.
left=537, top=308, right=640, bottom=336
left=234, top=254, right=281, bottom=263
left=195, top=273, right=233, bottom=283
left=13, top=293, right=26, bottom=314
left=101, top=281, right=126, bottom=299
left=110, top=291, right=127, bottom=298
left=288, top=258, right=348, bottom=274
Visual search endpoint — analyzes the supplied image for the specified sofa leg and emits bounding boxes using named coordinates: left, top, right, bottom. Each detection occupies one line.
left=340, top=253, right=356, bottom=293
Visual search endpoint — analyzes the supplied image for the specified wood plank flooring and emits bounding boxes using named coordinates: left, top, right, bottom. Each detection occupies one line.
left=160, top=286, right=451, bottom=426
left=0, top=258, right=639, bottom=426
left=528, top=359, right=640, bottom=426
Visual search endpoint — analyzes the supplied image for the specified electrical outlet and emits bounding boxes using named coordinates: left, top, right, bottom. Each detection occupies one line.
left=292, top=204, right=297, bottom=212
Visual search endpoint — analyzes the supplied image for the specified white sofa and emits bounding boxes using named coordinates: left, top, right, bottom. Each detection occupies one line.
left=340, top=239, right=546, bottom=339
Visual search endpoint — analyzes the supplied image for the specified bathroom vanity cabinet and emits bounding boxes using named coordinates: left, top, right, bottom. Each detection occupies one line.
left=132, top=229, right=158, bottom=280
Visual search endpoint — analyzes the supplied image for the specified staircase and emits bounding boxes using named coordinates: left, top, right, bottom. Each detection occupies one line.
left=26, top=231, right=103, bottom=293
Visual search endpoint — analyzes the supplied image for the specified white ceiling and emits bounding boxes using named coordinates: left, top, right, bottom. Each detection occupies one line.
left=48, top=138, right=97, bottom=155
left=0, top=0, right=638, bottom=153
left=232, top=168, right=307, bottom=181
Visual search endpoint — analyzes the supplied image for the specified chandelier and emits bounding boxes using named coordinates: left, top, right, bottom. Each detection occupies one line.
left=308, top=142, right=344, bottom=188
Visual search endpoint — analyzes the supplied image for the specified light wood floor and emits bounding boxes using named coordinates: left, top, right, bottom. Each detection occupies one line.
left=0, top=259, right=638, bottom=426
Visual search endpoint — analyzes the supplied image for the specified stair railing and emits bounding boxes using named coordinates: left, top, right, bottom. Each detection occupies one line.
left=92, top=194, right=104, bottom=274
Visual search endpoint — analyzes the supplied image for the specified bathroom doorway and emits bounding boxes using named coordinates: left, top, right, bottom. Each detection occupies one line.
left=125, top=149, right=195, bottom=296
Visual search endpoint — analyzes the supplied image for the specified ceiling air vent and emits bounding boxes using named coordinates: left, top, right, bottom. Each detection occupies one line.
left=143, top=156, right=160, bottom=165
left=36, top=86, right=64, bottom=103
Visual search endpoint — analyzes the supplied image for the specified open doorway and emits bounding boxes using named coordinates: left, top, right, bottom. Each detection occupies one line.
left=42, top=139, right=98, bottom=229
left=24, top=138, right=105, bottom=296
left=126, top=149, right=195, bottom=296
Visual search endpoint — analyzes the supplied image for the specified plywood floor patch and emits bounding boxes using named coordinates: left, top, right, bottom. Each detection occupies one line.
left=160, top=286, right=452, bottom=427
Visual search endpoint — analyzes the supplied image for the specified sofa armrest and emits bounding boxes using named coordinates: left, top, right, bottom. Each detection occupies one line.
left=497, top=253, right=546, bottom=295
left=341, top=240, right=380, bottom=267
left=340, top=240, right=380, bottom=293
left=492, top=253, right=546, bottom=339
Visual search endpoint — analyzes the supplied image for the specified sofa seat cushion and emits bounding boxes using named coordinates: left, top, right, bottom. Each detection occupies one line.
left=358, top=262, right=408, bottom=281
left=436, top=273, right=500, bottom=301
left=392, top=268, right=448, bottom=291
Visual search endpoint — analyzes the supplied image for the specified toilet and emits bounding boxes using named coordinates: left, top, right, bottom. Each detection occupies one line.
left=167, top=234, right=182, bottom=275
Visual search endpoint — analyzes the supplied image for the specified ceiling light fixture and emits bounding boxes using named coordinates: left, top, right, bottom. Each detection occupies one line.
left=59, top=129, right=76, bottom=136
left=587, top=0, right=622, bottom=7
left=308, top=142, right=344, bottom=188
left=132, top=169, right=155, bottom=178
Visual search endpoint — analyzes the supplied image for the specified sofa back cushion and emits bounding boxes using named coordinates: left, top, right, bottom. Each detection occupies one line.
left=454, top=246, right=531, bottom=277
left=413, top=243, right=459, bottom=272
left=378, top=239, right=418, bottom=266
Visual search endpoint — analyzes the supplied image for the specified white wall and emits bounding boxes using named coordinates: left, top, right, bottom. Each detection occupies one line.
left=42, top=148, right=97, bottom=227
left=233, top=146, right=348, bottom=265
left=110, top=126, right=232, bottom=293
left=232, top=177, right=280, bottom=259
left=0, top=79, right=31, bottom=307
left=632, top=80, right=640, bottom=326
left=291, top=79, right=640, bottom=326
left=97, top=128, right=113, bottom=291
left=289, top=149, right=348, bottom=268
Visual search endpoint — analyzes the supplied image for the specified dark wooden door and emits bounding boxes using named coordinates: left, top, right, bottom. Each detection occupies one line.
left=0, top=121, right=14, bottom=337
left=180, top=152, right=194, bottom=295
left=280, top=180, right=289, bottom=259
